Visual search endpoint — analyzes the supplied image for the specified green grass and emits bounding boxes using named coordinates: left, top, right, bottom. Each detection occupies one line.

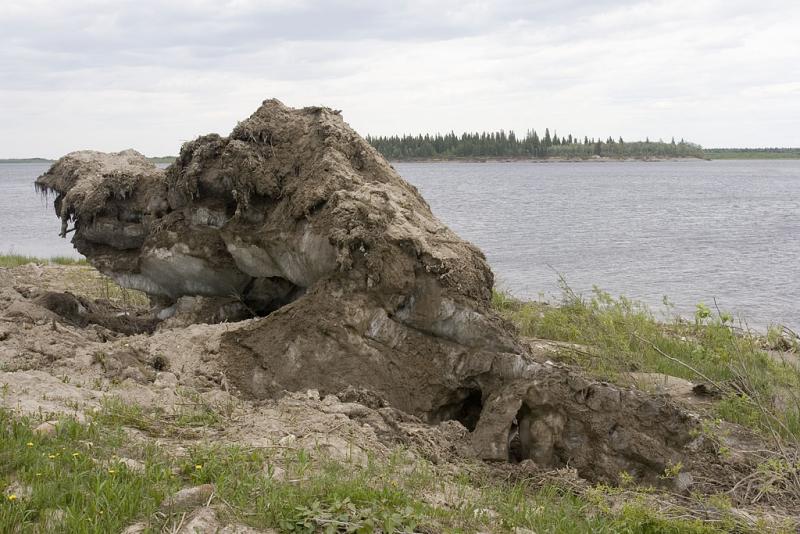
left=93, top=392, right=229, bottom=437
left=0, top=254, right=87, bottom=268
left=0, top=408, right=180, bottom=533
left=493, top=282, right=800, bottom=440
left=1, top=402, right=737, bottom=533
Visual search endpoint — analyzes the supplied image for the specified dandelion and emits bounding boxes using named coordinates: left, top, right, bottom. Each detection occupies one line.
left=26, top=442, right=33, bottom=447
left=72, top=452, right=80, bottom=457
left=35, top=472, right=42, bottom=477
left=6, top=494, right=17, bottom=501
left=48, top=454, right=56, bottom=459
left=195, top=464, right=203, bottom=470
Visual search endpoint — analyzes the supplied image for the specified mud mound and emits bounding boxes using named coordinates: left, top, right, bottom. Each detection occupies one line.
left=37, top=100, right=701, bottom=483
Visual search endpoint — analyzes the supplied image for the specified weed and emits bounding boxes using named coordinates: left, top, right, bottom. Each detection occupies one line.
left=493, top=282, right=800, bottom=441
left=0, top=403, right=775, bottom=533
left=0, top=254, right=87, bottom=268
left=0, top=408, right=179, bottom=532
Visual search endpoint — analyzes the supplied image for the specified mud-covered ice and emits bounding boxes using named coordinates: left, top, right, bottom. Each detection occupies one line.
left=33, top=100, right=710, bottom=483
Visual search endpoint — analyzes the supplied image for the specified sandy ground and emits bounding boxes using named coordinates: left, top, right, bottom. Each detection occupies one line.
left=2, top=263, right=797, bottom=532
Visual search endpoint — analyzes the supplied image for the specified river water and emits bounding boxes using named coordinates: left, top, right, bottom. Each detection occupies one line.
left=2, top=159, right=798, bottom=329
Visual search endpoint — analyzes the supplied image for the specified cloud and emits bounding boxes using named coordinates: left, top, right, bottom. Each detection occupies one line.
left=1, top=0, right=798, bottom=157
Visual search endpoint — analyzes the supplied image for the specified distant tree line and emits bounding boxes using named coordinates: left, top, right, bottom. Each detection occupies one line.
left=702, top=148, right=800, bottom=160
left=366, top=130, right=704, bottom=160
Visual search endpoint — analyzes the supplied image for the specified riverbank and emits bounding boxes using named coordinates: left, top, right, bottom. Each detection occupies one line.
left=1, top=259, right=798, bottom=532
left=704, top=148, right=800, bottom=160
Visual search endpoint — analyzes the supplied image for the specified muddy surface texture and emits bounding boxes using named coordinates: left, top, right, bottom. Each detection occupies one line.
left=31, top=100, right=726, bottom=485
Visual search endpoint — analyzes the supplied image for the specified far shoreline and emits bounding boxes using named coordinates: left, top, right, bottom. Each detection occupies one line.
left=4, top=155, right=800, bottom=165
left=389, top=156, right=709, bottom=164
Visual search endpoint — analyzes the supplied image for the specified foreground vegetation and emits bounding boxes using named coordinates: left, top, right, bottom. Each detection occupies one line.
left=0, top=254, right=148, bottom=309
left=1, top=399, right=744, bottom=533
left=0, top=254, right=86, bottom=268
left=493, top=282, right=800, bottom=440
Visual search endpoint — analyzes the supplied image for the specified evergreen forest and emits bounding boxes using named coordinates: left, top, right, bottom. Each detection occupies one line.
left=366, top=130, right=704, bottom=160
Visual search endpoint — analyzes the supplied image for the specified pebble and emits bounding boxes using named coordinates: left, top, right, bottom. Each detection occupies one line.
left=159, top=484, right=214, bottom=512
left=33, top=421, right=58, bottom=437
left=154, top=371, right=178, bottom=388
left=278, top=433, right=296, bottom=446
left=263, top=464, right=286, bottom=481
left=177, top=507, right=274, bottom=533
left=120, top=523, right=147, bottom=534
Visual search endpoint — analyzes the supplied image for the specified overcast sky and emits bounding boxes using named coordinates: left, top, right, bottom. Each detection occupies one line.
left=1, top=0, right=798, bottom=158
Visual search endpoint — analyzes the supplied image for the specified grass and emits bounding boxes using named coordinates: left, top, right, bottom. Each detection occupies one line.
left=93, top=392, right=229, bottom=438
left=0, top=254, right=87, bottom=268
left=493, top=281, right=800, bottom=441
left=0, top=408, right=180, bottom=533
left=64, top=270, right=150, bottom=309
left=0, top=253, right=149, bottom=309
left=0, top=401, right=739, bottom=533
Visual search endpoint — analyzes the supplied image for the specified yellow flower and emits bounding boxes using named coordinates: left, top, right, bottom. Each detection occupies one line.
left=26, top=442, right=33, bottom=447
left=48, top=454, right=56, bottom=459
left=72, top=452, right=80, bottom=457
left=195, top=464, right=203, bottom=470
left=35, top=472, right=42, bottom=477
left=6, top=495, right=17, bottom=501
left=107, top=468, right=116, bottom=474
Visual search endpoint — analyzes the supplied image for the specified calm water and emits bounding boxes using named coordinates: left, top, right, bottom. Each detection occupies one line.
left=393, top=160, right=800, bottom=330
left=0, top=162, right=74, bottom=258
left=2, top=160, right=798, bottom=329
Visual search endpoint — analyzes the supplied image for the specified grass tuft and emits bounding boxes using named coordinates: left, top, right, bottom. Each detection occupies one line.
left=0, top=254, right=87, bottom=268
left=0, top=409, right=179, bottom=533
left=493, top=280, right=800, bottom=441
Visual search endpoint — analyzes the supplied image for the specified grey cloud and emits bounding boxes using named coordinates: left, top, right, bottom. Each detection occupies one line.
left=2, top=1, right=641, bottom=66
left=1, top=0, right=799, bottom=156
